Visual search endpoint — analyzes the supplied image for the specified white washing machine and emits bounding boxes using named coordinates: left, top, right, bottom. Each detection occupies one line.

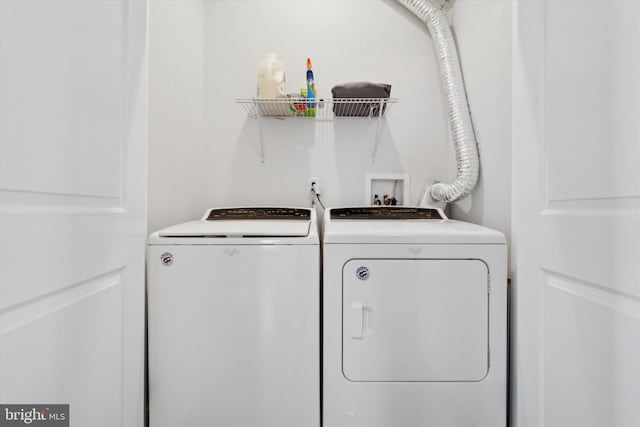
left=323, top=207, right=507, bottom=427
left=147, top=207, right=319, bottom=427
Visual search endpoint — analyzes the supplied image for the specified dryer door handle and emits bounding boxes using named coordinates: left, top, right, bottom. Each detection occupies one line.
left=351, top=303, right=374, bottom=339
left=351, top=303, right=364, bottom=339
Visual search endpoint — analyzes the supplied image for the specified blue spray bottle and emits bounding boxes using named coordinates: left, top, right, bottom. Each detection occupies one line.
left=306, top=57, right=316, bottom=117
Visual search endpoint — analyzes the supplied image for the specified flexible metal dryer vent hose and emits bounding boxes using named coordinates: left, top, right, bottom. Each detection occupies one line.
left=395, top=0, right=479, bottom=203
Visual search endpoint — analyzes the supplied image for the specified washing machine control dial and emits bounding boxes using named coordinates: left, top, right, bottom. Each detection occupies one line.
left=206, top=207, right=311, bottom=221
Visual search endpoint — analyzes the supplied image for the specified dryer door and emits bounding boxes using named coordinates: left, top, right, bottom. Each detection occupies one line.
left=343, top=259, right=488, bottom=382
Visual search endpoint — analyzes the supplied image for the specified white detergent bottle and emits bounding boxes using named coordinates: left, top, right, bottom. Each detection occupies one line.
left=257, top=53, right=285, bottom=99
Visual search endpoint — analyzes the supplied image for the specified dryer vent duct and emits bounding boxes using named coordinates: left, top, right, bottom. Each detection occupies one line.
left=421, top=0, right=455, bottom=12
left=395, top=0, right=479, bottom=204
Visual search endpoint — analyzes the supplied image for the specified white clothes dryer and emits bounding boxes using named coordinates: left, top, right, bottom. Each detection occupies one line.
left=148, top=207, right=319, bottom=427
left=322, top=207, right=507, bottom=427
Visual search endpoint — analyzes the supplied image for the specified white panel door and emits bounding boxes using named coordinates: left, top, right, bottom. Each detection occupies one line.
left=512, top=1, right=640, bottom=426
left=0, top=1, right=147, bottom=426
left=342, top=259, right=488, bottom=382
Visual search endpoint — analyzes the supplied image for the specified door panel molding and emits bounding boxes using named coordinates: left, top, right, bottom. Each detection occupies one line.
left=543, top=269, right=640, bottom=318
left=0, top=279, right=124, bottom=424
left=0, top=268, right=124, bottom=335
left=0, top=0, right=128, bottom=201
left=543, top=271, right=640, bottom=426
left=0, top=189, right=123, bottom=213
left=545, top=196, right=640, bottom=212
left=542, top=1, right=640, bottom=206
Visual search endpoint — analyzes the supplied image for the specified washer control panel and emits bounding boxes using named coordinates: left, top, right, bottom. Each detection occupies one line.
left=206, top=208, right=311, bottom=221
left=330, top=207, right=444, bottom=220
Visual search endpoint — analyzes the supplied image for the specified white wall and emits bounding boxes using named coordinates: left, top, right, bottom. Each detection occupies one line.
left=450, top=1, right=512, bottom=248
left=148, top=0, right=206, bottom=234
left=149, top=0, right=512, bottom=247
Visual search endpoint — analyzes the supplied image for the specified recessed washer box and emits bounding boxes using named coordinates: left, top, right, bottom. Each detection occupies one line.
left=365, top=173, right=410, bottom=205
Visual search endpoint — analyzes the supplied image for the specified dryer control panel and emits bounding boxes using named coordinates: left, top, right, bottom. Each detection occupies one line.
left=330, top=207, right=444, bottom=220
left=206, top=207, right=310, bottom=221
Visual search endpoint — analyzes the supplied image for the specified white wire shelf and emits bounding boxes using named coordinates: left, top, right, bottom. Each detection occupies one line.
left=235, top=97, right=398, bottom=162
left=235, top=97, right=398, bottom=120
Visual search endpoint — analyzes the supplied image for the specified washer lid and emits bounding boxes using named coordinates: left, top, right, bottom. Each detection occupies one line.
left=157, top=207, right=312, bottom=238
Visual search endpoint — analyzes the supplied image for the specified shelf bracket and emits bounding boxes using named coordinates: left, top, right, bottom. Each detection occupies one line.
left=371, top=99, right=385, bottom=162
left=254, top=100, right=265, bottom=163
